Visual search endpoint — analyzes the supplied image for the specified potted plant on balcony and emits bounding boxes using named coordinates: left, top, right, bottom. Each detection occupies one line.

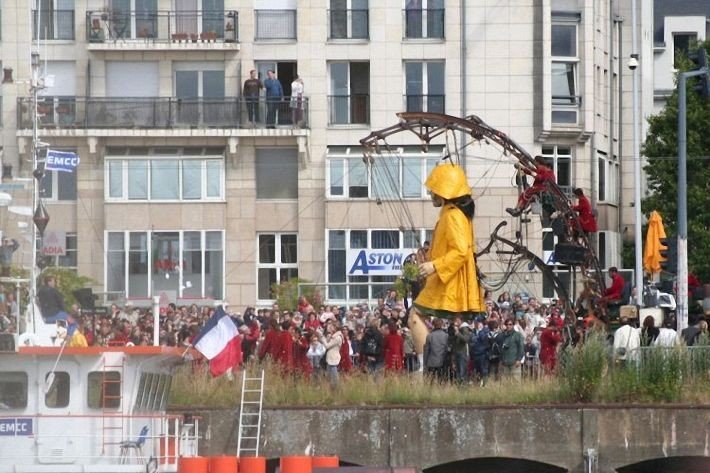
left=190, top=33, right=198, bottom=42
left=56, top=104, right=71, bottom=115
left=37, top=104, right=53, bottom=115
left=172, top=32, right=188, bottom=42
left=200, top=31, right=217, bottom=42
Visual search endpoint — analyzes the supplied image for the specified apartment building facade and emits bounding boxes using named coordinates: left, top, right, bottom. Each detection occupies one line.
left=0, top=0, right=634, bottom=307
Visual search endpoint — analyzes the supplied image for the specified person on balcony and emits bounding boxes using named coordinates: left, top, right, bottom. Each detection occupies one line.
left=243, top=69, right=263, bottom=125
left=264, top=70, right=283, bottom=128
left=290, top=76, right=304, bottom=127
left=0, top=237, right=19, bottom=278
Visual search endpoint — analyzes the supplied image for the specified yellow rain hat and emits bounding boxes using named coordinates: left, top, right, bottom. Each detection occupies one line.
left=424, top=163, right=472, bottom=200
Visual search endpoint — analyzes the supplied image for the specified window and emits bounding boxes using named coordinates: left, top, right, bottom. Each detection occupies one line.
left=174, top=62, right=226, bottom=126
left=173, top=0, right=225, bottom=39
left=257, top=233, right=298, bottom=301
left=327, top=146, right=441, bottom=199
left=328, top=62, right=370, bottom=125
left=597, top=152, right=619, bottom=204
left=106, top=156, right=224, bottom=201
left=45, top=372, right=70, bottom=408
left=108, top=0, right=157, bottom=40
left=0, top=372, right=28, bottom=409
left=88, top=371, right=121, bottom=409
left=38, top=61, right=76, bottom=127
left=597, top=231, right=621, bottom=269
left=541, top=145, right=572, bottom=196
left=404, top=0, right=444, bottom=39
left=404, top=61, right=445, bottom=113
left=551, top=15, right=580, bottom=124
left=38, top=232, right=77, bottom=268
left=106, top=230, right=224, bottom=300
left=254, top=0, right=296, bottom=40
left=673, top=33, right=697, bottom=69
left=33, top=0, right=75, bottom=40
left=329, top=0, right=368, bottom=40
left=256, top=148, right=299, bottom=199
left=326, top=228, right=429, bottom=301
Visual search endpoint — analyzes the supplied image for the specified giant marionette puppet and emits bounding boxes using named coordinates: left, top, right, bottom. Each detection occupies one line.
left=409, top=163, right=485, bottom=362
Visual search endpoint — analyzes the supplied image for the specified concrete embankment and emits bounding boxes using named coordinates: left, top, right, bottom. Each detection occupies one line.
left=181, top=406, right=710, bottom=472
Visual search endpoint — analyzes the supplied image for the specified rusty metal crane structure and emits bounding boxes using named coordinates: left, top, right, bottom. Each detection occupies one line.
left=360, top=112, right=606, bottom=318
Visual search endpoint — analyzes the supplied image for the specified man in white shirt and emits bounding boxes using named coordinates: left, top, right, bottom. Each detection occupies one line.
left=613, top=316, right=640, bottom=364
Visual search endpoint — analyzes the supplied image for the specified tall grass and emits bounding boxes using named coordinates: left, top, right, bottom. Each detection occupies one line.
left=558, top=332, right=608, bottom=402
left=169, top=345, right=710, bottom=408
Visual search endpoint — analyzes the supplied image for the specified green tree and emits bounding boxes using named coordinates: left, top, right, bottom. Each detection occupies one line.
left=641, top=40, right=710, bottom=282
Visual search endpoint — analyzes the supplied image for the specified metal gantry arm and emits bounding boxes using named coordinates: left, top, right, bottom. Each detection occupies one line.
left=361, top=112, right=607, bottom=315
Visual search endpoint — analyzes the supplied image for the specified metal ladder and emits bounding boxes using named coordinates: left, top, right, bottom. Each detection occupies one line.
left=236, top=369, right=265, bottom=457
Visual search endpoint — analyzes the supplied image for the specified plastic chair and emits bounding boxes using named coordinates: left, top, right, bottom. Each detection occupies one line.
left=119, top=425, right=149, bottom=464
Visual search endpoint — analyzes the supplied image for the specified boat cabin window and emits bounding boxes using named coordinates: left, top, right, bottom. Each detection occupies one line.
left=44, top=372, right=70, bottom=408
left=135, top=373, right=172, bottom=412
left=0, top=372, right=28, bottom=409
left=87, top=371, right=121, bottom=409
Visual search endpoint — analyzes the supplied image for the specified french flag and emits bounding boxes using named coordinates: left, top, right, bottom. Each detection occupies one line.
left=192, top=306, right=242, bottom=377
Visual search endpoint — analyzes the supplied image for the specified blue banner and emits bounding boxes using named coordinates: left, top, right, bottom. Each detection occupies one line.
left=45, top=150, right=79, bottom=173
left=0, top=418, right=33, bottom=436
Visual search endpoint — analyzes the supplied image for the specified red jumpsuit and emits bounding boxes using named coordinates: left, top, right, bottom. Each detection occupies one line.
left=384, top=332, right=405, bottom=371
left=275, top=331, right=294, bottom=370
left=338, top=336, right=353, bottom=373
left=293, top=336, right=312, bottom=376
left=572, top=195, right=598, bottom=233
left=604, top=273, right=625, bottom=302
left=258, top=328, right=281, bottom=361
left=539, top=328, right=562, bottom=373
left=517, top=164, right=556, bottom=209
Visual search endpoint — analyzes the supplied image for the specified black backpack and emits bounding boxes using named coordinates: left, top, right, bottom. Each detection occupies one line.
left=363, top=331, right=380, bottom=356
left=489, top=332, right=501, bottom=360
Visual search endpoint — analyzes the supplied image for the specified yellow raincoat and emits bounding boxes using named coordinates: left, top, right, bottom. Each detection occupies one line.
left=414, top=164, right=485, bottom=315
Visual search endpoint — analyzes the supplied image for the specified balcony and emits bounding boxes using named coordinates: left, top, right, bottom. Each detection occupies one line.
left=404, top=94, right=445, bottom=114
left=86, top=10, right=238, bottom=51
left=255, top=10, right=297, bottom=40
left=328, top=95, right=369, bottom=125
left=328, top=9, right=369, bottom=40
left=32, top=9, right=75, bottom=40
left=17, top=96, right=309, bottom=133
left=403, top=8, right=445, bottom=39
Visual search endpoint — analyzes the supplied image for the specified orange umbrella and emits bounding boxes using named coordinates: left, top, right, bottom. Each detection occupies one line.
left=643, top=210, right=667, bottom=274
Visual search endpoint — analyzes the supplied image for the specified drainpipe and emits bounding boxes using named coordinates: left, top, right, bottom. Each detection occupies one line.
left=616, top=11, right=624, bottom=253
left=460, top=0, right=467, bottom=168
left=631, top=0, right=643, bottom=303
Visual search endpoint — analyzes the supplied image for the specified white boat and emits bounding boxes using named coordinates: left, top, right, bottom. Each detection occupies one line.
left=0, top=311, right=200, bottom=472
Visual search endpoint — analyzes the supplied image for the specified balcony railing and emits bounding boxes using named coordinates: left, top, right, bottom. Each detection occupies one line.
left=255, top=10, right=297, bottom=40
left=86, top=10, right=238, bottom=43
left=404, top=94, right=445, bottom=114
left=18, top=96, right=309, bottom=129
left=403, top=8, right=445, bottom=39
left=32, top=9, right=75, bottom=40
left=328, top=9, right=369, bottom=40
left=328, top=95, right=370, bottom=125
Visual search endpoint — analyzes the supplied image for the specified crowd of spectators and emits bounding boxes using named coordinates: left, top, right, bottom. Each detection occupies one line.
left=4, top=280, right=708, bottom=385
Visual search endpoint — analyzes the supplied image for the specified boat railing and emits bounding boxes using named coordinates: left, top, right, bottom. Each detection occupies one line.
left=0, top=412, right=200, bottom=467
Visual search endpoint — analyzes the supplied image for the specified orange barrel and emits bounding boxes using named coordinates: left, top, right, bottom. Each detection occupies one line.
left=312, top=456, right=339, bottom=468
left=178, top=456, right=209, bottom=473
left=280, top=456, right=313, bottom=473
left=209, top=456, right=238, bottom=473
left=239, top=456, right=266, bottom=473
left=159, top=436, right=177, bottom=465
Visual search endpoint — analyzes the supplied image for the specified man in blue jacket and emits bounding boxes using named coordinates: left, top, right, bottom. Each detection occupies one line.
left=263, top=70, right=283, bottom=128
left=469, top=316, right=491, bottom=386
